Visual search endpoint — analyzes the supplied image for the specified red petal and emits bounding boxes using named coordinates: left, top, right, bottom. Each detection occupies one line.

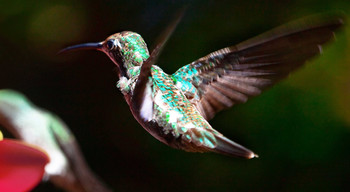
left=0, top=139, right=50, bottom=192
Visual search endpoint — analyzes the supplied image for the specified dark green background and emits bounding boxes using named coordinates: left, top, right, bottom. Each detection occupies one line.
left=0, top=0, right=349, bottom=191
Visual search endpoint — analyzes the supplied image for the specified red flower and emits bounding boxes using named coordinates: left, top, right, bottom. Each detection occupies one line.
left=0, top=136, right=50, bottom=192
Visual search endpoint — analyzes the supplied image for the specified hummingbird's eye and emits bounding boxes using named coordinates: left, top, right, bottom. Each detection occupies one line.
left=106, top=40, right=115, bottom=50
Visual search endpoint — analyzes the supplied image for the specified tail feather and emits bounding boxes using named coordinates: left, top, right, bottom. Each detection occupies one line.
left=212, top=135, right=258, bottom=159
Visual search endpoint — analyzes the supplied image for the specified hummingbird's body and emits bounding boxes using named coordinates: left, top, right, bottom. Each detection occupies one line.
left=130, top=65, right=220, bottom=152
left=107, top=31, right=248, bottom=156
left=61, top=14, right=344, bottom=158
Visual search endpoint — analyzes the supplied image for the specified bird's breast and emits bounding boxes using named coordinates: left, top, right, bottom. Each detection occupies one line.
left=124, top=66, right=213, bottom=149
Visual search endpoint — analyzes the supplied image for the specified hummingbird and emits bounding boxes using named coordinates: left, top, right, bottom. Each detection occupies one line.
left=60, top=12, right=344, bottom=159
left=0, top=90, right=112, bottom=192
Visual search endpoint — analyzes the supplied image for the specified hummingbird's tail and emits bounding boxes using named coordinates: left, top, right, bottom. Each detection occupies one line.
left=212, top=135, right=258, bottom=159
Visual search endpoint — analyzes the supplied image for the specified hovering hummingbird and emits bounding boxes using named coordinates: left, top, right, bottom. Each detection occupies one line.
left=0, top=90, right=112, bottom=192
left=60, top=12, right=344, bottom=159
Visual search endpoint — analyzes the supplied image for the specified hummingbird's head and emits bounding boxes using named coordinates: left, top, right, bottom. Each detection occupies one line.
left=60, top=31, right=150, bottom=77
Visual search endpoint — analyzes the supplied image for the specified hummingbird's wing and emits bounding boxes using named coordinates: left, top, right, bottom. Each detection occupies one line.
left=172, top=15, right=344, bottom=120
left=133, top=8, right=185, bottom=109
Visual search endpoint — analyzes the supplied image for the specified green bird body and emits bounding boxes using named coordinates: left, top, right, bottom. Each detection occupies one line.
left=61, top=14, right=344, bottom=159
left=96, top=31, right=256, bottom=158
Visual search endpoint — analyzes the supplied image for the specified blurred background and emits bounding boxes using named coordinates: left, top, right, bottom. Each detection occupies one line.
left=0, top=0, right=349, bottom=191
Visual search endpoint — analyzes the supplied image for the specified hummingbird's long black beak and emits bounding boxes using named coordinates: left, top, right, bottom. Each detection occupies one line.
left=58, top=42, right=103, bottom=54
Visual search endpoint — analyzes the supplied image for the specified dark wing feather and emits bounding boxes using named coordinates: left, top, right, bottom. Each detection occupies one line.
left=132, top=8, right=185, bottom=110
left=172, top=15, right=344, bottom=120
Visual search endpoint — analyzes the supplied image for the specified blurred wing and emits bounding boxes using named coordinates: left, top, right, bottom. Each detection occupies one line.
left=133, top=7, right=185, bottom=111
left=172, top=15, right=344, bottom=120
